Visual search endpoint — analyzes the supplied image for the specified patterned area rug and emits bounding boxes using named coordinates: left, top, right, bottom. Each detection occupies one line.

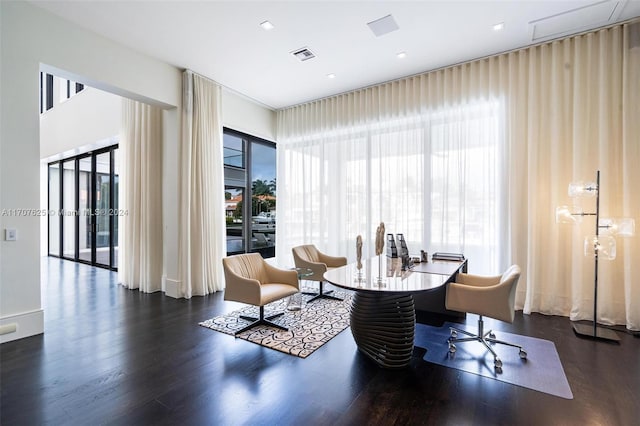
left=199, top=290, right=352, bottom=358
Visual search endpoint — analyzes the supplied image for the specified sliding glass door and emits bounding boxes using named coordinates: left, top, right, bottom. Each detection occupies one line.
left=48, top=145, right=119, bottom=270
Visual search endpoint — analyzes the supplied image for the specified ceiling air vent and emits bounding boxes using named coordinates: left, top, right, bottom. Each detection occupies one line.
left=291, top=47, right=316, bottom=61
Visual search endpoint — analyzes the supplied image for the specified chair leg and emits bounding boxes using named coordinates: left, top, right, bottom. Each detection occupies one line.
left=305, top=281, right=343, bottom=303
left=235, top=306, right=288, bottom=335
left=447, top=316, right=526, bottom=370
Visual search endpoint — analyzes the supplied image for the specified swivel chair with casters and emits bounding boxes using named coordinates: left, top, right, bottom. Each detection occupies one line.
left=445, top=264, right=527, bottom=371
left=292, top=244, right=347, bottom=303
left=222, top=253, right=299, bottom=335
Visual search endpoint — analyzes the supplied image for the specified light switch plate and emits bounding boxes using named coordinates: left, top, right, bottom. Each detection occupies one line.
left=5, top=228, right=17, bottom=241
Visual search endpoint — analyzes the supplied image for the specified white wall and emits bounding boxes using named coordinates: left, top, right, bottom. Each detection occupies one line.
left=40, top=86, right=122, bottom=159
left=222, top=89, right=276, bottom=142
left=1, top=1, right=277, bottom=343
left=0, top=1, right=181, bottom=343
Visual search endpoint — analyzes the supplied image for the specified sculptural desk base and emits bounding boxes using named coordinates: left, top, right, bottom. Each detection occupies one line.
left=350, top=292, right=415, bottom=368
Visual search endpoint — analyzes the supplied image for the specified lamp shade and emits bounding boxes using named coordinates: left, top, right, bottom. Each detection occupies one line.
left=556, top=205, right=583, bottom=224
left=568, top=181, right=598, bottom=198
left=599, top=217, right=636, bottom=237
left=584, top=235, right=616, bottom=260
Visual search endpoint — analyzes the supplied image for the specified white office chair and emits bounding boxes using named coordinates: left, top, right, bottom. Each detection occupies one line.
left=445, top=265, right=527, bottom=371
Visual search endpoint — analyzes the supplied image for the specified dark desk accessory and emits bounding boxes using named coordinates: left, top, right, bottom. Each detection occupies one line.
left=401, top=254, right=413, bottom=271
left=432, top=252, right=465, bottom=261
left=386, top=234, right=398, bottom=258
left=420, top=250, right=428, bottom=262
left=396, top=233, right=409, bottom=257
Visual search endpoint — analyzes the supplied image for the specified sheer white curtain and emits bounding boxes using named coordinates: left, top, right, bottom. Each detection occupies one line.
left=277, top=22, right=640, bottom=329
left=178, top=70, right=226, bottom=297
left=119, top=99, right=163, bottom=292
left=277, top=84, right=505, bottom=275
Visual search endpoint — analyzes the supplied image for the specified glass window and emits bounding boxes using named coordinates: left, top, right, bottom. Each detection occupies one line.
left=223, top=129, right=276, bottom=257
left=250, top=142, right=276, bottom=254
left=78, top=156, right=92, bottom=263
left=225, top=187, right=245, bottom=254
left=48, top=163, right=60, bottom=256
left=223, top=133, right=244, bottom=168
left=62, top=160, right=76, bottom=258
left=113, top=148, right=120, bottom=268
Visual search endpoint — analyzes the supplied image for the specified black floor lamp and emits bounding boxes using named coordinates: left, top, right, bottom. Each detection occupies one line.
left=556, top=170, right=635, bottom=342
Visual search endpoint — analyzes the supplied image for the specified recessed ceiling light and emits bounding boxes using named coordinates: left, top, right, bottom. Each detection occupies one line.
left=327, top=73, right=336, bottom=79
left=260, top=20, right=275, bottom=31
left=397, top=51, right=407, bottom=59
left=493, top=22, right=505, bottom=31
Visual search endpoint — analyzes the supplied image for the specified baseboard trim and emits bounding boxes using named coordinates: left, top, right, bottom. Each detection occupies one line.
left=165, top=277, right=180, bottom=299
left=0, top=309, right=44, bottom=344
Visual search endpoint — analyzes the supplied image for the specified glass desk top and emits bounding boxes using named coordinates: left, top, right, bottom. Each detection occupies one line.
left=323, top=256, right=466, bottom=294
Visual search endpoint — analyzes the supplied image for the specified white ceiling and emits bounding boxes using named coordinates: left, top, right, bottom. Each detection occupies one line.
left=30, top=0, right=640, bottom=110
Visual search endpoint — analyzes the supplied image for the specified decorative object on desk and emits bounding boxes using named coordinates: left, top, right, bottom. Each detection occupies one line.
left=375, top=222, right=386, bottom=286
left=200, top=290, right=352, bottom=358
left=386, top=233, right=398, bottom=258
left=355, top=235, right=364, bottom=282
left=432, top=252, right=465, bottom=261
left=420, top=250, right=428, bottom=263
left=555, top=170, right=635, bottom=342
left=375, top=222, right=385, bottom=255
left=396, top=233, right=409, bottom=257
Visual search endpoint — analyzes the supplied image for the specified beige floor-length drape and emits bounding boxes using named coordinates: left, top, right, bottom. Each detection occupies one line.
left=178, top=70, right=226, bottom=297
left=277, top=22, right=640, bottom=330
left=119, top=99, right=163, bottom=292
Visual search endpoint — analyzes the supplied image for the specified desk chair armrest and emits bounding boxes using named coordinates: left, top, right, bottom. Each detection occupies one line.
left=292, top=256, right=327, bottom=280
left=223, top=269, right=262, bottom=305
left=264, top=263, right=300, bottom=289
left=317, top=252, right=347, bottom=268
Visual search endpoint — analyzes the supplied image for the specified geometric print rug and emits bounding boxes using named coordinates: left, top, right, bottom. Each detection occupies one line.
left=199, top=290, right=352, bottom=358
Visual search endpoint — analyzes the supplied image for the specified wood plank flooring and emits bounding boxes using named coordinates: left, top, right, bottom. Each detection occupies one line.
left=1, top=257, right=638, bottom=425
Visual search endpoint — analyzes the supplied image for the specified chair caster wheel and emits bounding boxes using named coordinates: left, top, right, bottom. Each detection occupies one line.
left=489, top=332, right=496, bottom=339
left=519, top=350, right=527, bottom=359
left=494, top=358, right=502, bottom=368
left=450, top=329, right=458, bottom=338
left=448, top=343, right=456, bottom=353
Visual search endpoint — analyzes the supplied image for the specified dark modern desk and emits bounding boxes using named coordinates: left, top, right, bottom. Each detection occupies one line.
left=324, top=256, right=467, bottom=368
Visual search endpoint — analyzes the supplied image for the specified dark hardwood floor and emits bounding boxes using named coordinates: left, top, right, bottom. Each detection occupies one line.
left=1, top=258, right=638, bottom=425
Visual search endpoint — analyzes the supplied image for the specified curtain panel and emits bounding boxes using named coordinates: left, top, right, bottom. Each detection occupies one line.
left=276, top=22, right=640, bottom=330
left=178, top=70, right=226, bottom=298
left=119, top=99, right=163, bottom=292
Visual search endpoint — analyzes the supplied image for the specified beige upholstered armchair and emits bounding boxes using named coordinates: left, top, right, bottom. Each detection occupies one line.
left=445, top=265, right=527, bottom=371
left=223, top=253, right=299, bottom=335
left=292, top=244, right=347, bottom=302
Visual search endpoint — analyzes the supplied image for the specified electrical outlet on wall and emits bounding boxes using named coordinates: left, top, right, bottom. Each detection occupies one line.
left=4, top=228, right=17, bottom=241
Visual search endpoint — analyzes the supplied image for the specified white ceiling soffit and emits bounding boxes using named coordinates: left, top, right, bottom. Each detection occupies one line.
left=530, top=0, right=626, bottom=41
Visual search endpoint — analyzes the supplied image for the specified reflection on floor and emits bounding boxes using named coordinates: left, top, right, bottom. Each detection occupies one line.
left=1, top=257, right=638, bottom=425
